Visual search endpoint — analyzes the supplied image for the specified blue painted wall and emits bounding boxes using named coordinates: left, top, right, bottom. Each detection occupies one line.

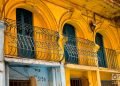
left=9, top=66, right=50, bottom=86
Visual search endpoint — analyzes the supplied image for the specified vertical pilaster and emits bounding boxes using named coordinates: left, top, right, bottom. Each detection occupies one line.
left=5, top=64, right=9, bottom=86
left=60, top=64, right=66, bottom=86
left=88, top=71, right=101, bottom=86
left=65, top=68, right=70, bottom=86
left=97, top=70, right=101, bottom=86
left=0, top=20, right=5, bottom=86
left=87, top=71, right=93, bottom=86
left=52, top=68, right=56, bottom=86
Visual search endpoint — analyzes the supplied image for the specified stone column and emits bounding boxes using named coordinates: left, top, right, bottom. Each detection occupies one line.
left=0, top=20, right=5, bottom=86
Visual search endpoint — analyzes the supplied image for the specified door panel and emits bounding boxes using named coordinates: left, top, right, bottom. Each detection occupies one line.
left=63, top=24, right=78, bottom=64
left=95, top=33, right=107, bottom=67
left=16, top=8, right=34, bottom=58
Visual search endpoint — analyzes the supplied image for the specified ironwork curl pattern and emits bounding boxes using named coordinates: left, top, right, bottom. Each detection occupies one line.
left=64, top=35, right=98, bottom=66
left=105, top=48, right=119, bottom=70
left=4, top=18, right=61, bottom=62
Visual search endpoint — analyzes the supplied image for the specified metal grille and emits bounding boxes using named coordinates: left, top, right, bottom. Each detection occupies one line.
left=97, top=48, right=119, bottom=70
left=97, top=47, right=107, bottom=68
left=105, top=48, right=119, bottom=70
left=95, top=33, right=107, bottom=68
left=10, top=80, right=30, bottom=86
left=64, top=36, right=98, bottom=66
left=70, top=78, right=82, bottom=86
left=4, top=18, right=62, bottom=62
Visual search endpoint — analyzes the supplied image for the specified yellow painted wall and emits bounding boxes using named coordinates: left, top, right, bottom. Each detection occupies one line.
left=100, top=72, right=112, bottom=80
left=1, top=0, right=120, bottom=86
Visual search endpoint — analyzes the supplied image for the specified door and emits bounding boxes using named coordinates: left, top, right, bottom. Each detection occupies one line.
left=63, top=24, right=78, bottom=64
left=16, top=8, right=34, bottom=58
left=95, top=33, right=107, bottom=67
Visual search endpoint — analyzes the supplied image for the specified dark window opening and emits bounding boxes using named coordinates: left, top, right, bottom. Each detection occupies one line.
left=16, top=8, right=35, bottom=58
left=63, top=24, right=78, bottom=64
left=70, top=78, right=82, bottom=86
left=9, top=80, right=30, bottom=86
left=95, top=33, right=107, bottom=67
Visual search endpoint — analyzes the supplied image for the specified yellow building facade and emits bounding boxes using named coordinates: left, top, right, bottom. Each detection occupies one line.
left=0, top=0, right=120, bottom=86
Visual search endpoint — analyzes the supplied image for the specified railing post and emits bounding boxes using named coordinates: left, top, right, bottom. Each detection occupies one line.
left=0, top=20, right=5, bottom=86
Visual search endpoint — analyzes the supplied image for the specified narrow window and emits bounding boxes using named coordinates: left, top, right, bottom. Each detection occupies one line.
left=95, top=33, right=107, bottom=67
left=16, top=8, right=35, bottom=58
left=63, top=24, right=78, bottom=64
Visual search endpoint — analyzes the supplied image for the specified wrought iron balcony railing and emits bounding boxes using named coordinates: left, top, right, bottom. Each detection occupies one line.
left=4, top=18, right=62, bottom=62
left=105, top=48, right=119, bottom=70
left=98, top=47, right=119, bottom=70
left=64, top=36, right=98, bottom=66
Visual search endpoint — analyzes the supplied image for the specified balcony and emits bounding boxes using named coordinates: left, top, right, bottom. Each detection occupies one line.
left=98, top=48, right=119, bottom=70
left=4, top=18, right=62, bottom=62
left=64, top=36, right=98, bottom=67
left=105, top=48, right=119, bottom=70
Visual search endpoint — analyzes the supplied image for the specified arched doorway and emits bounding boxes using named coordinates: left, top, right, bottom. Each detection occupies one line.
left=16, top=8, right=35, bottom=58
left=95, top=33, right=107, bottom=67
left=63, top=24, right=78, bottom=64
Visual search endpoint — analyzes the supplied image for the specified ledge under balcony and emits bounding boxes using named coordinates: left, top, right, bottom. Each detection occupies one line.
left=63, top=36, right=98, bottom=70
left=4, top=18, right=62, bottom=63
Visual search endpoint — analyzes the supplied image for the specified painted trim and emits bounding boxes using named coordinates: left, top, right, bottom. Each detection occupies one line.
left=5, top=57, right=61, bottom=67
left=65, top=64, right=98, bottom=71
left=99, top=67, right=120, bottom=73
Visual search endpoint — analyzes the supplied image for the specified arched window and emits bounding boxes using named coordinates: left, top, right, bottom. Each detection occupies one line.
left=95, top=33, right=107, bottom=67
left=16, top=8, right=35, bottom=58
left=63, top=24, right=78, bottom=64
